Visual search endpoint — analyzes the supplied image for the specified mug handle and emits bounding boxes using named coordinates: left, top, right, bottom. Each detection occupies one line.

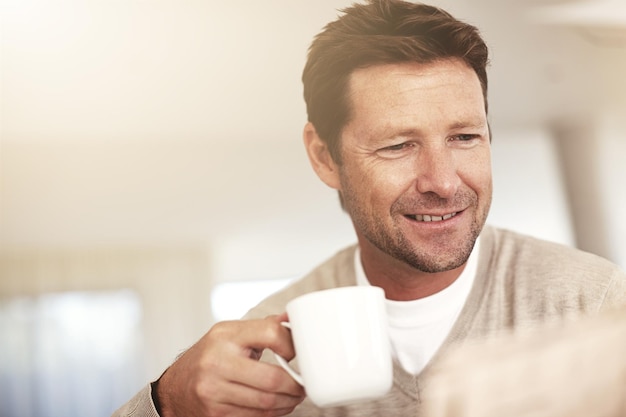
left=273, top=322, right=305, bottom=386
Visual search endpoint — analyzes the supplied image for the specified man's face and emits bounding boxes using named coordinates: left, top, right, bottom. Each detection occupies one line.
left=336, top=59, right=492, bottom=273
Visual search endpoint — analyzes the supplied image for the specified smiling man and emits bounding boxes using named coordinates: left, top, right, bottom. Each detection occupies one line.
left=113, top=1, right=626, bottom=416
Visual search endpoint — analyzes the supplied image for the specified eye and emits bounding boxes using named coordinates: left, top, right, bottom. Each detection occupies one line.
left=375, top=142, right=415, bottom=159
left=451, top=134, right=481, bottom=143
left=382, top=142, right=413, bottom=151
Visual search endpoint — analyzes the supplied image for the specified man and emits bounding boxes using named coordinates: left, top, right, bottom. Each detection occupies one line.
left=113, top=1, right=626, bottom=416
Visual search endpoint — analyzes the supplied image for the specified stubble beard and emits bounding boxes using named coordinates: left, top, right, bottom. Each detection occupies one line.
left=346, top=191, right=490, bottom=274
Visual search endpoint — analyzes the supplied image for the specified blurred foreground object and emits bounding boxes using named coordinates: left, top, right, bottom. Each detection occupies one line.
left=423, top=308, right=626, bottom=417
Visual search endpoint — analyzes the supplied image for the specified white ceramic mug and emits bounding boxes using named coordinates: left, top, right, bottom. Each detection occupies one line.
left=274, top=286, right=393, bottom=408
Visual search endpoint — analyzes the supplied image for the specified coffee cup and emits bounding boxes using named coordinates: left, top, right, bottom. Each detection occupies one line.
left=273, top=286, right=392, bottom=408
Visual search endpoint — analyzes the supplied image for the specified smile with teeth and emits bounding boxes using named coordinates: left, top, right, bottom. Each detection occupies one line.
left=406, top=212, right=458, bottom=222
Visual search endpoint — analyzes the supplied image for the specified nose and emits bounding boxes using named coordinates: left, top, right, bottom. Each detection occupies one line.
left=414, top=145, right=461, bottom=199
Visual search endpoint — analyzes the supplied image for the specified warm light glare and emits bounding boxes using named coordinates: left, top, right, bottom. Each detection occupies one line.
left=211, top=278, right=295, bottom=322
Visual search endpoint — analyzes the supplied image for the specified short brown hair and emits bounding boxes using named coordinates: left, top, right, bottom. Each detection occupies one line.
left=302, top=0, right=490, bottom=163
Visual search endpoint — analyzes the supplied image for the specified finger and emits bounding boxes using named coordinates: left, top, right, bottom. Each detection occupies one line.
left=194, top=360, right=304, bottom=412
left=197, top=400, right=299, bottom=417
left=224, top=354, right=305, bottom=397
left=219, top=378, right=304, bottom=411
left=229, top=317, right=297, bottom=361
left=275, top=312, right=289, bottom=323
left=200, top=320, right=302, bottom=396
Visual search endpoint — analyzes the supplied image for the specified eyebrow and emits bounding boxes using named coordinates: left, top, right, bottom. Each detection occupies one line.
left=448, top=119, right=488, bottom=130
left=380, top=120, right=487, bottom=140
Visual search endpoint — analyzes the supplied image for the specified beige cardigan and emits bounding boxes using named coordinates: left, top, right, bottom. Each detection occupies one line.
left=113, top=226, right=626, bottom=416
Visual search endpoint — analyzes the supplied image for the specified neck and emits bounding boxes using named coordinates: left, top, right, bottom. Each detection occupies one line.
left=359, top=243, right=466, bottom=301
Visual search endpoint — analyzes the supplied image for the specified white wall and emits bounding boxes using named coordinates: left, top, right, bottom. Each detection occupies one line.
left=596, top=112, right=626, bottom=268
left=489, top=127, right=575, bottom=247
left=555, top=109, right=626, bottom=268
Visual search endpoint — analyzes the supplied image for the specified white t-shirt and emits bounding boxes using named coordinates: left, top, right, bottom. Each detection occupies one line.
left=354, top=238, right=479, bottom=375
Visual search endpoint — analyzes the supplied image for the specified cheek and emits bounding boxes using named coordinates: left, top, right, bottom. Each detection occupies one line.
left=460, top=152, right=492, bottom=196
left=365, top=163, right=417, bottom=211
left=341, top=161, right=412, bottom=210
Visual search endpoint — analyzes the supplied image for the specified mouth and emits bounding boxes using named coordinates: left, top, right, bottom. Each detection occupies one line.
left=404, top=211, right=459, bottom=222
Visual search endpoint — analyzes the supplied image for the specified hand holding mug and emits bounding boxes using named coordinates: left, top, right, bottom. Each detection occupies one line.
left=154, top=316, right=305, bottom=417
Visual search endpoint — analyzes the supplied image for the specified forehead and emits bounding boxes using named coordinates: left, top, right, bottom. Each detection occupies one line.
left=345, top=59, right=486, bottom=125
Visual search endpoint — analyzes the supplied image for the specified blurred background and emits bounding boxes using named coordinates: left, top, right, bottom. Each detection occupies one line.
left=1, top=0, right=625, bottom=415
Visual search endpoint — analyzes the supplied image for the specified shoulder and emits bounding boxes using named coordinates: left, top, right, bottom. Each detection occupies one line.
left=482, top=225, right=621, bottom=276
left=242, top=244, right=359, bottom=320
left=479, top=225, right=626, bottom=313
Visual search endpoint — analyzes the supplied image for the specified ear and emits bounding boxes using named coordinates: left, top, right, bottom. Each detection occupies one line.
left=303, top=122, right=341, bottom=190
